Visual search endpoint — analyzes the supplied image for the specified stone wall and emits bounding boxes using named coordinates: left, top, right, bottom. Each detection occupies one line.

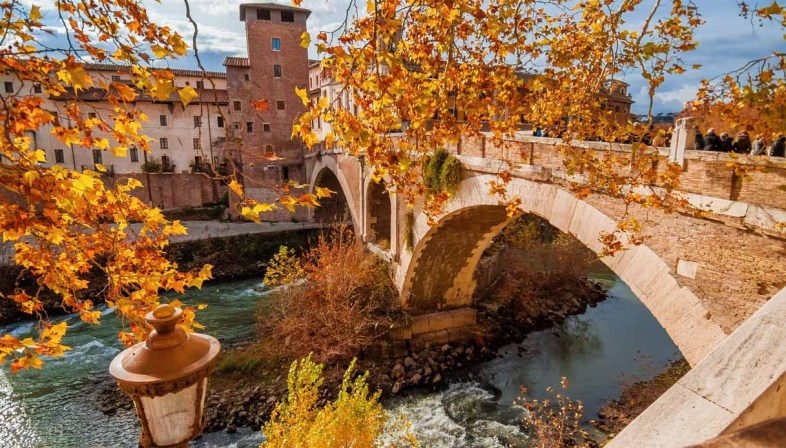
left=386, top=308, right=477, bottom=356
left=111, top=172, right=225, bottom=209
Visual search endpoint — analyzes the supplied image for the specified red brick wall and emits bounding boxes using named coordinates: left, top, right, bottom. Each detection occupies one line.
left=227, top=6, right=309, bottom=183
left=113, top=173, right=223, bottom=209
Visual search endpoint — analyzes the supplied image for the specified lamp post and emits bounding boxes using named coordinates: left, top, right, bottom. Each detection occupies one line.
left=109, top=304, right=220, bottom=448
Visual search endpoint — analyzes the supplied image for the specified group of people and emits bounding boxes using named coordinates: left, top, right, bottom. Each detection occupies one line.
left=694, top=127, right=786, bottom=157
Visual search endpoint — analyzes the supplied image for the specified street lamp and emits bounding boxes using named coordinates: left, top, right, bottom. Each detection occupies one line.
left=109, top=304, right=221, bottom=448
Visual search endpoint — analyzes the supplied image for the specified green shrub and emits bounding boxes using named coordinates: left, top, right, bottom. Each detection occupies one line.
left=422, top=148, right=462, bottom=194
left=141, top=158, right=162, bottom=173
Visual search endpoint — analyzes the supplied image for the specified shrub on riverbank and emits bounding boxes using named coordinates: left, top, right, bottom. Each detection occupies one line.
left=519, top=377, right=594, bottom=448
left=260, top=229, right=403, bottom=364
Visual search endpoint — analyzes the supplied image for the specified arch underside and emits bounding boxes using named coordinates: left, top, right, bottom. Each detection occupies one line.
left=399, top=174, right=728, bottom=366
left=312, top=168, right=351, bottom=225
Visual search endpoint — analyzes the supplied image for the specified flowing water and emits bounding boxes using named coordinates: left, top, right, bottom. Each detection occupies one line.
left=0, top=266, right=679, bottom=448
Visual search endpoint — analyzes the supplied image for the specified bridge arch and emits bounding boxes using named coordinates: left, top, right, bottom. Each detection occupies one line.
left=308, top=157, right=359, bottom=228
left=397, top=174, right=727, bottom=365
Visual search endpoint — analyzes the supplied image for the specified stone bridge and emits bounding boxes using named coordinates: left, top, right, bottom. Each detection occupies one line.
left=304, top=134, right=786, bottom=446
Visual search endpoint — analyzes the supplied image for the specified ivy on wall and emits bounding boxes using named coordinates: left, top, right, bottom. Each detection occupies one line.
left=422, top=148, right=462, bottom=195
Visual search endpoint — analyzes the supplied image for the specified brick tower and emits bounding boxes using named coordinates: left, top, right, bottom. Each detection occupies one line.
left=225, top=3, right=310, bottom=186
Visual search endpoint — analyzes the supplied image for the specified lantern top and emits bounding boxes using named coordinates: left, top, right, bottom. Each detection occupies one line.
left=109, top=304, right=220, bottom=396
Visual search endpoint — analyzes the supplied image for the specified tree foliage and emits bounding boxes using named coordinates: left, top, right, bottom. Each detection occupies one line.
left=293, top=0, right=785, bottom=236
left=0, top=0, right=322, bottom=371
left=261, top=229, right=401, bottom=364
left=519, top=377, right=593, bottom=448
left=263, top=245, right=304, bottom=287
left=262, top=355, right=398, bottom=448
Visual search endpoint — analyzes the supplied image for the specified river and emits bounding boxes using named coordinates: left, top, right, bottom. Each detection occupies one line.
left=0, top=265, right=679, bottom=448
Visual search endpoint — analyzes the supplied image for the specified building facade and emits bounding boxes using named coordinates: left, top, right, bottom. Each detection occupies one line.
left=223, top=3, right=311, bottom=186
left=0, top=64, right=228, bottom=174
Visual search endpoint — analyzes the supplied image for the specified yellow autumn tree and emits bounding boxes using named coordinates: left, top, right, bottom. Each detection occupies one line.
left=293, top=0, right=785, bottom=238
left=262, top=355, right=418, bottom=448
left=0, top=0, right=325, bottom=372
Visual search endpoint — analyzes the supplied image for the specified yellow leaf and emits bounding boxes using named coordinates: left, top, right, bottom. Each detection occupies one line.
left=30, top=5, right=42, bottom=21
left=300, top=31, right=311, bottom=49
left=94, top=163, right=107, bottom=172
left=228, top=180, right=244, bottom=197
left=295, top=86, right=310, bottom=107
left=34, top=149, right=47, bottom=163
left=178, top=86, right=198, bottom=106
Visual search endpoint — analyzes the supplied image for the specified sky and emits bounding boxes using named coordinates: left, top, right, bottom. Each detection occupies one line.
left=29, top=0, right=786, bottom=115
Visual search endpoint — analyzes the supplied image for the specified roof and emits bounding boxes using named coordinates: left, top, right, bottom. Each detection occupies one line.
left=239, top=3, right=311, bottom=20
left=84, top=63, right=226, bottom=79
left=224, top=56, right=250, bottom=67
left=52, top=86, right=229, bottom=105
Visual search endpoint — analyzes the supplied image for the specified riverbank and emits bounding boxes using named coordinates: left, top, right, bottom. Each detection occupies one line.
left=117, top=272, right=607, bottom=434
left=0, top=222, right=325, bottom=325
left=594, top=358, right=691, bottom=436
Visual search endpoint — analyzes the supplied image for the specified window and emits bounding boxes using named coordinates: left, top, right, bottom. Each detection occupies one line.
left=233, top=101, right=241, bottom=111
left=160, top=115, right=168, bottom=126
left=265, top=144, right=274, bottom=155
left=130, top=146, right=139, bottom=162
left=276, top=100, right=285, bottom=110
left=257, top=8, right=270, bottom=20
left=233, top=122, right=240, bottom=131
left=263, top=123, right=271, bottom=132
left=193, top=138, right=201, bottom=149
left=162, top=155, right=171, bottom=169
left=33, top=84, right=42, bottom=94
left=196, top=81, right=204, bottom=89
left=273, top=64, right=282, bottom=78
left=88, top=112, right=97, bottom=120
left=160, top=137, right=169, bottom=149
left=54, top=149, right=65, bottom=164
left=4, top=81, right=13, bottom=93
left=272, top=38, right=281, bottom=51
left=282, top=166, right=289, bottom=181
left=217, top=116, right=224, bottom=128
left=111, top=75, right=121, bottom=81
left=246, top=122, right=253, bottom=133
left=281, top=10, right=294, bottom=22
left=92, top=149, right=102, bottom=164
left=193, top=115, right=202, bottom=128
left=309, top=78, right=312, bottom=89
left=194, top=156, right=203, bottom=169
left=244, top=73, right=250, bottom=82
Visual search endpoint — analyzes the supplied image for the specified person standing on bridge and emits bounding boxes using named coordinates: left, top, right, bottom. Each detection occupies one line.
left=719, top=132, right=734, bottom=152
left=751, top=135, right=767, bottom=156
left=703, top=128, right=720, bottom=151
left=733, top=130, right=752, bottom=154
left=772, top=134, right=786, bottom=157
left=694, top=126, right=705, bottom=150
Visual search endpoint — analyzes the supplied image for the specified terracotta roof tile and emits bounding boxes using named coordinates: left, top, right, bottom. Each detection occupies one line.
left=223, top=57, right=250, bottom=67
left=83, top=63, right=226, bottom=79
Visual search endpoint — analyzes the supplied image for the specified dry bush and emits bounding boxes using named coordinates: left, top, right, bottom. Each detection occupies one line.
left=498, top=215, right=597, bottom=278
left=261, top=229, right=403, bottom=364
left=518, top=378, right=594, bottom=448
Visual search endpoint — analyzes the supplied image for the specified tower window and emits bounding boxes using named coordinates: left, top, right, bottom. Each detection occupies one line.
left=257, top=8, right=270, bottom=20
left=276, top=100, right=285, bottom=110
left=263, top=123, right=271, bottom=132
left=244, top=73, right=250, bottom=82
left=281, top=10, right=294, bottom=22
left=273, top=64, right=282, bottom=78
left=272, top=38, right=281, bottom=51
left=246, top=122, right=253, bottom=133
left=234, top=101, right=241, bottom=111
